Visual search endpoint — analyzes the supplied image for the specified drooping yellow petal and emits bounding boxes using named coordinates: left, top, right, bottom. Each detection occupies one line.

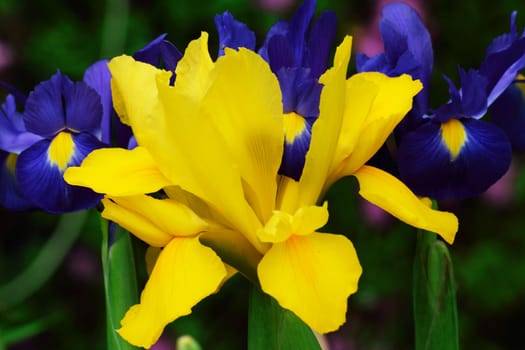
left=258, top=233, right=362, bottom=334
left=64, top=147, right=171, bottom=196
left=174, top=32, right=214, bottom=101
left=279, top=36, right=352, bottom=212
left=108, top=55, right=171, bottom=126
left=353, top=165, right=458, bottom=244
left=101, top=197, right=173, bottom=247
left=108, top=195, right=208, bottom=238
left=202, top=47, right=284, bottom=224
left=337, top=73, right=422, bottom=177
left=117, top=237, right=227, bottom=349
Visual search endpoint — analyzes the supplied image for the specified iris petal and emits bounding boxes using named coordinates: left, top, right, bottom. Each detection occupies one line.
left=353, top=165, right=458, bottom=244
left=0, top=151, right=34, bottom=210
left=83, top=60, right=113, bottom=143
left=23, top=72, right=68, bottom=137
left=117, top=237, right=227, bottom=349
left=0, top=95, right=42, bottom=153
left=397, top=118, right=512, bottom=199
left=305, top=10, right=337, bottom=79
left=17, top=133, right=104, bottom=213
left=491, top=81, right=525, bottom=150
left=333, top=73, right=422, bottom=180
left=64, top=146, right=172, bottom=196
left=214, top=12, right=256, bottom=56
left=258, top=233, right=362, bottom=334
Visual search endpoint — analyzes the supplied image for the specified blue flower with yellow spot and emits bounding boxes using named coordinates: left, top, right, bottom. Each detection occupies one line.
left=0, top=71, right=106, bottom=213
left=358, top=3, right=525, bottom=199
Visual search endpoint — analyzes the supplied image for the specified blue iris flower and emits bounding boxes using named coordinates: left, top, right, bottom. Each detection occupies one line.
left=0, top=71, right=106, bottom=213
left=215, top=0, right=337, bottom=180
left=357, top=3, right=525, bottom=199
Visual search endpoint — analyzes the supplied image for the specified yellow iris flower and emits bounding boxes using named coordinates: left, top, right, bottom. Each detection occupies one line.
left=65, top=32, right=458, bottom=348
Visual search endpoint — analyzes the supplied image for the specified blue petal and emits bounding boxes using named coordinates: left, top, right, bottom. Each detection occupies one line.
left=304, top=10, right=337, bottom=78
left=63, top=80, right=103, bottom=133
left=380, top=3, right=433, bottom=88
left=214, top=12, right=256, bottom=56
left=133, top=33, right=183, bottom=72
left=16, top=132, right=104, bottom=213
left=23, top=72, right=68, bottom=137
left=259, top=20, right=289, bottom=61
left=457, top=68, right=488, bottom=118
left=0, top=94, right=42, bottom=153
left=490, top=82, right=525, bottom=150
left=479, top=12, right=525, bottom=106
left=287, top=0, right=316, bottom=66
left=357, top=3, right=433, bottom=115
left=84, top=60, right=112, bottom=143
left=397, top=118, right=512, bottom=199
left=276, top=67, right=321, bottom=118
left=267, top=34, right=295, bottom=73
left=0, top=151, right=34, bottom=211
left=484, top=12, right=519, bottom=58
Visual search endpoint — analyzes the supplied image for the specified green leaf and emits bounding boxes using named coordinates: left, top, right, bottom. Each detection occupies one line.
left=101, top=219, right=140, bottom=350
left=413, top=230, right=459, bottom=350
left=248, top=286, right=321, bottom=350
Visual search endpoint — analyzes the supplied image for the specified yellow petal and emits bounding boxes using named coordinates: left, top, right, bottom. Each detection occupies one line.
left=174, top=32, right=214, bottom=100
left=338, top=73, right=422, bottom=176
left=108, top=55, right=171, bottom=126
left=257, top=203, right=329, bottom=243
left=280, top=36, right=352, bottom=211
left=107, top=195, right=208, bottom=238
left=258, top=233, right=362, bottom=334
left=64, top=147, right=171, bottom=196
left=202, top=47, right=284, bottom=224
left=117, top=237, right=227, bottom=349
left=101, top=197, right=173, bottom=247
left=353, top=165, right=458, bottom=244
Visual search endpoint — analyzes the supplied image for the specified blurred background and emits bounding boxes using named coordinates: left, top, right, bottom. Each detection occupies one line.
left=2, top=0, right=525, bottom=349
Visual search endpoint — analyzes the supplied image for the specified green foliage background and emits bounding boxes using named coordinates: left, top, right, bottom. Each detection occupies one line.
left=2, top=0, right=525, bottom=349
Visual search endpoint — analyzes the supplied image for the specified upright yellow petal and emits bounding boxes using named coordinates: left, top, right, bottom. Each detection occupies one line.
left=282, top=36, right=352, bottom=210
left=353, top=165, right=458, bottom=244
left=108, top=55, right=171, bottom=126
left=258, top=233, right=362, bottom=334
left=64, top=147, right=171, bottom=196
left=174, top=32, right=214, bottom=100
left=202, top=47, right=284, bottom=223
left=337, top=73, right=422, bottom=177
left=117, top=237, right=227, bottom=349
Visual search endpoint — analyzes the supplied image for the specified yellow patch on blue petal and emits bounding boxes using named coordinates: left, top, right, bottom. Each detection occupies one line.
left=440, top=118, right=467, bottom=160
left=47, top=131, right=75, bottom=170
left=6, top=153, right=18, bottom=175
left=517, top=74, right=525, bottom=97
left=283, top=112, right=307, bottom=144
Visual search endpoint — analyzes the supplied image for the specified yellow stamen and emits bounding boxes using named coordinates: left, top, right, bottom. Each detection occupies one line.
left=283, top=112, right=307, bottom=144
left=48, top=131, right=75, bottom=170
left=440, top=118, right=467, bottom=161
left=6, top=153, right=18, bottom=175
left=517, top=73, right=525, bottom=97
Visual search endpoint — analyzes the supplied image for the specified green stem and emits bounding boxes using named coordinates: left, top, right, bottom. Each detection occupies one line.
left=413, top=229, right=459, bottom=350
left=101, top=220, right=139, bottom=350
left=0, top=210, right=88, bottom=311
